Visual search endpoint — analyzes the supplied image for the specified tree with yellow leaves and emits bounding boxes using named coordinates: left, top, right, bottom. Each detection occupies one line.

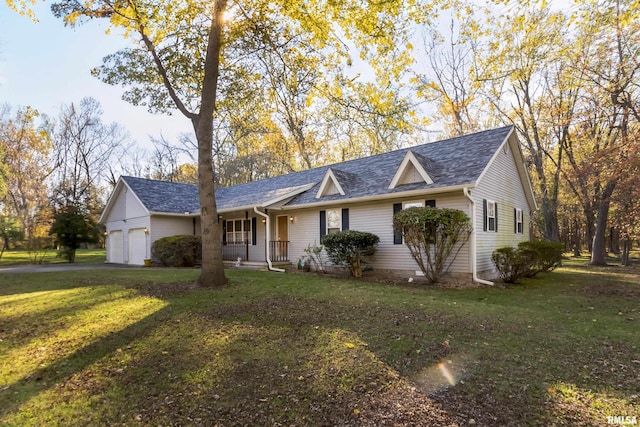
left=4, top=0, right=435, bottom=286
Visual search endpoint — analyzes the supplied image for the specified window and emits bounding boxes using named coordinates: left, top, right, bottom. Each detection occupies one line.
left=393, top=199, right=436, bottom=244
left=483, top=199, right=498, bottom=232
left=515, top=208, right=523, bottom=234
left=326, top=209, right=341, bottom=234
left=320, top=208, right=349, bottom=238
left=403, top=201, right=423, bottom=209
left=226, top=219, right=252, bottom=244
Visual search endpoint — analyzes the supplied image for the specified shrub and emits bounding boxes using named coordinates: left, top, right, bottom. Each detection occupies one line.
left=492, top=246, right=536, bottom=284
left=321, top=230, right=379, bottom=278
left=303, top=241, right=328, bottom=273
left=393, top=207, right=472, bottom=283
left=518, top=241, right=564, bottom=275
left=492, top=240, right=564, bottom=283
left=152, top=235, right=202, bottom=267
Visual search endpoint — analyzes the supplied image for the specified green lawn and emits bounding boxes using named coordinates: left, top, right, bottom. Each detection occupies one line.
left=0, top=258, right=638, bottom=426
left=0, top=248, right=106, bottom=266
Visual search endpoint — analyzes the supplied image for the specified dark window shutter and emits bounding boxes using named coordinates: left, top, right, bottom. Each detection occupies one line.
left=342, top=208, right=349, bottom=231
left=393, top=203, right=403, bottom=245
left=483, top=199, right=487, bottom=231
left=252, top=217, right=257, bottom=245
left=320, top=210, right=326, bottom=239
left=222, top=220, right=227, bottom=244
left=426, top=199, right=436, bottom=208
left=514, top=208, right=517, bottom=234
left=494, top=202, right=499, bottom=232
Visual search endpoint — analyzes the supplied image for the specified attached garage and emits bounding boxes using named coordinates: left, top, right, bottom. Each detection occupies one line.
left=109, top=230, right=124, bottom=263
left=128, top=228, right=147, bottom=265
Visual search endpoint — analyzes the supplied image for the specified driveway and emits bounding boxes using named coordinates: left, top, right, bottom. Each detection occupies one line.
left=0, top=263, right=144, bottom=274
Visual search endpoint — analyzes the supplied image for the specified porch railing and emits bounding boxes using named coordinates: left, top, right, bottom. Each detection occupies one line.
left=222, top=241, right=249, bottom=261
left=270, top=240, right=289, bottom=262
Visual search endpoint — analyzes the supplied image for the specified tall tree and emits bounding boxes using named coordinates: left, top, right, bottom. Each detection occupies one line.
left=571, top=0, right=640, bottom=265
left=477, top=4, right=571, bottom=242
left=43, top=0, right=430, bottom=286
left=415, top=17, right=484, bottom=137
left=0, top=105, right=53, bottom=243
left=51, top=97, right=127, bottom=210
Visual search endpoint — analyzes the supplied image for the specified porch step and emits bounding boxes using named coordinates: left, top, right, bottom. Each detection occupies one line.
left=223, top=261, right=292, bottom=271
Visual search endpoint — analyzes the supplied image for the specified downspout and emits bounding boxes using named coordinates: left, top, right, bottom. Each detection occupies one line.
left=253, top=207, right=286, bottom=273
left=463, top=188, right=494, bottom=286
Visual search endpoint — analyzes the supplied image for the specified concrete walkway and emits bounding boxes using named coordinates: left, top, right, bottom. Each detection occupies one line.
left=0, top=263, right=144, bottom=274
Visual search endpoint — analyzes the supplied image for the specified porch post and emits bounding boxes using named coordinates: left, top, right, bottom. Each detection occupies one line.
left=253, top=207, right=285, bottom=272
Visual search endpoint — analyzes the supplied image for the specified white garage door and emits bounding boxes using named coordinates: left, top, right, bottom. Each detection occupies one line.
left=109, top=231, right=124, bottom=264
left=128, top=228, right=147, bottom=265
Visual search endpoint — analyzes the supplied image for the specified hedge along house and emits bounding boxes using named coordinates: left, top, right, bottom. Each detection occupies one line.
left=100, top=126, right=536, bottom=283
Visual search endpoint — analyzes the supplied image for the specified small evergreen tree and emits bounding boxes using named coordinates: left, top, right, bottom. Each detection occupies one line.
left=393, top=207, right=472, bottom=283
left=49, top=205, right=100, bottom=262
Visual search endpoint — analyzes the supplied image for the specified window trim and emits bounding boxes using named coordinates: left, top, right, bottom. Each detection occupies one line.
left=515, top=208, right=523, bottom=234
left=225, top=218, right=253, bottom=244
left=486, top=200, right=497, bottom=232
left=403, top=200, right=424, bottom=209
left=326, top=208, right=342, bottom=235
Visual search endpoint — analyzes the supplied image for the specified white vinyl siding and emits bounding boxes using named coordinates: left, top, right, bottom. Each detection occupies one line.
left=474, top=140, right=532, bottom=275
left=286, top=193, right=471, bottom=274
left=125, top=188, right=147, bottom=219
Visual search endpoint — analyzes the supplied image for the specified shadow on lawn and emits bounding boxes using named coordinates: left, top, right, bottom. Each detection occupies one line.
left=2, top=270, right=638, bottom=426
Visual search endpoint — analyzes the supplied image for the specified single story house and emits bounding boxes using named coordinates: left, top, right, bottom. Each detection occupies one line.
left=100, top=125, right=536, bottom=282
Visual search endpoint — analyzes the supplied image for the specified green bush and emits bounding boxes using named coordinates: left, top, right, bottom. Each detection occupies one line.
left=492, top=241, right=564, bottom=283
left=393, top=207, right=472, bottom=283
left=492, top=246, right=536, bottom=284
left=321, top=230, right=379, bottom=278
left=518, top=241, right=564, bottom=275
left=151, top=235, right=202, bottom=267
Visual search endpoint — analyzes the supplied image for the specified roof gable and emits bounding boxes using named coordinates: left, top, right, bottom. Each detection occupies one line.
left=388, top=150, right=434, bottom=189
left=316, top=168, right=345, bottom=198
left=315, top=168, right=362, bottom=198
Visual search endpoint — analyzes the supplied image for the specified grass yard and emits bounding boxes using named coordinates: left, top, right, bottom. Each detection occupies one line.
left=0, top=248, right=106, bottom=266
left=0, top=258, right=638, bottom=426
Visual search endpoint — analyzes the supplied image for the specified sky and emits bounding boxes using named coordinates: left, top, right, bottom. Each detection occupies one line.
left=0, top=2, right=193, bottom=149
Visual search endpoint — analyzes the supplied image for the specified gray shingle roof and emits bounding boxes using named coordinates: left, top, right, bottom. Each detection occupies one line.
left=122, top=126, right=513, bottom=213
left=122, top=176, right=200, bottom=214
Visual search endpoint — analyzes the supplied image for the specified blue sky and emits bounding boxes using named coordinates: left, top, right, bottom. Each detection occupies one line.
left=0, top=2, right=192, bottom=148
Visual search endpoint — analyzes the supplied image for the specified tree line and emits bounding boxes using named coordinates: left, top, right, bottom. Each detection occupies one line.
left=2, top=0, right=638, bottom=274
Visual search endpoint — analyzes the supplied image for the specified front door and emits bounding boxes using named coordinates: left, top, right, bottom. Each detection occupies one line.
left=277, top=215, right=288, bottom=242
left=276, top=215, right=289, bottom=260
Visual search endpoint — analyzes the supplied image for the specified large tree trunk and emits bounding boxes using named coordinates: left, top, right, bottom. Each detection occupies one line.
left=590, top=181, right=616, bottom=266
left=194, top=117, right=227, bottom=287
left=541, top=197, right=561, bottom=242
left=194, top=0, right=229, bottom=287
left=572, top=218, right=581, bottom=257
left=621, top=238, right=630, bottom=266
